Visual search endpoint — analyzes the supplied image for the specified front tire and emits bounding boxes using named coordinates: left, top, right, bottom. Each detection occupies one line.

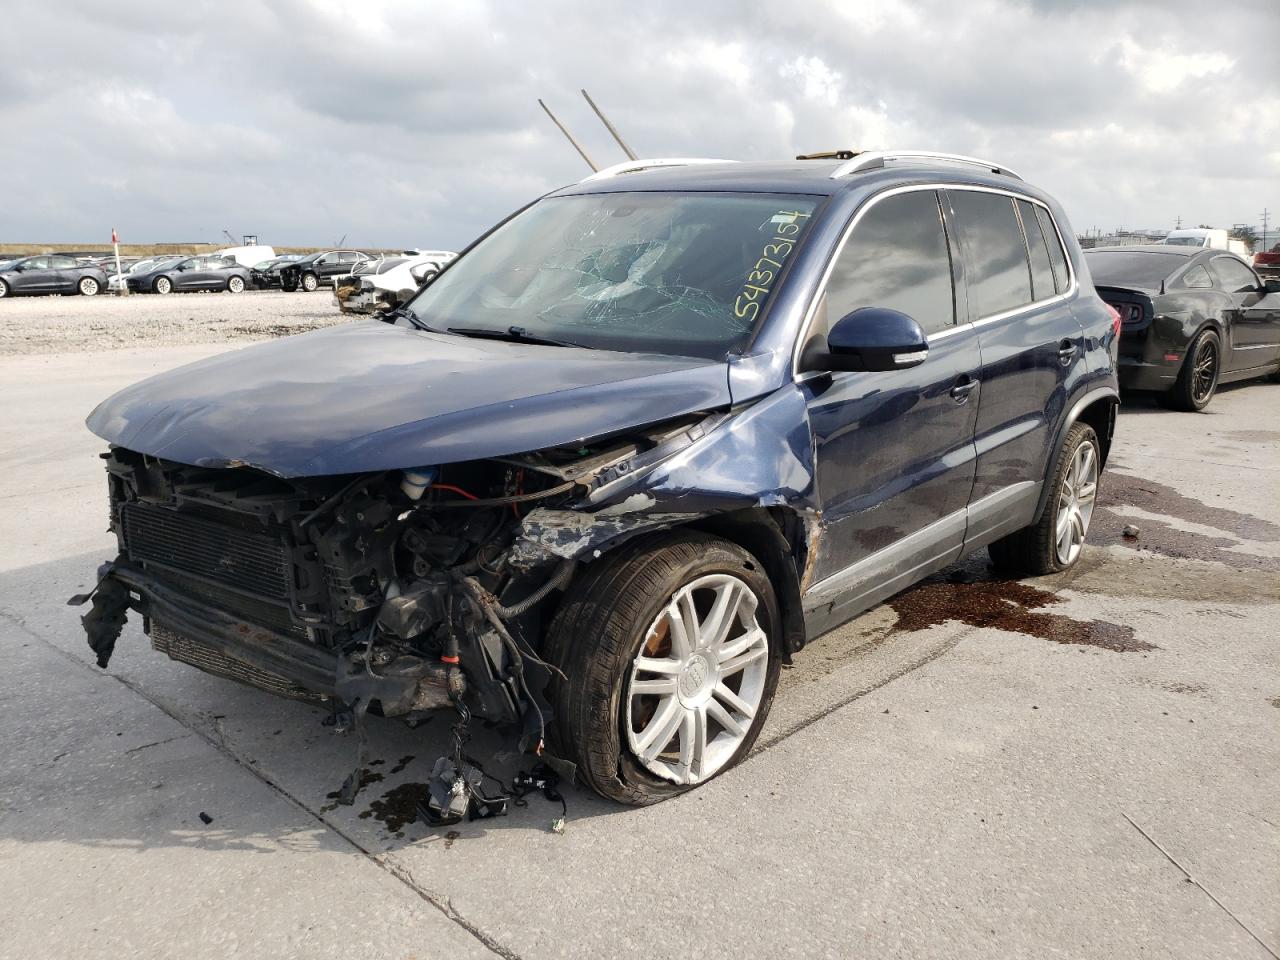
left=78, top=277, right=100, bottom=296
left=227, top=275, right=245, bottom=293
left=301, top=272, right=319, bottom=292
left=153, top=276, right=172, bottom=295
left=988, top=421, right=1100, bottom=576
left=1161, top=328, right=1220, bottom=411
left=546, top=531, right=782, bottom=805
left=0, top=279, right=9, bottom=298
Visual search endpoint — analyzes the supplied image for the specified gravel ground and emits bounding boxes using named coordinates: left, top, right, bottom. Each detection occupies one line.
left=0, top=289, right=348, bottom=355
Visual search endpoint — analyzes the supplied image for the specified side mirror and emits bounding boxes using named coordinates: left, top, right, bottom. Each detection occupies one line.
left=1264, top=278, right=1280, bottom=294
left=815, top=307, right=929, bottom=373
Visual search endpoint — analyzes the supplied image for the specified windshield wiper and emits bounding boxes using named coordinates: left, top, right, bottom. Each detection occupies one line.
left=446, top=325, right=588, bottom=349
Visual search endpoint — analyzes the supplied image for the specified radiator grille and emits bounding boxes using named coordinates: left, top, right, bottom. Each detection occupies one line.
left=151, top=622, right=322, bottom=703
left=121, top=501, right=292, bottom=600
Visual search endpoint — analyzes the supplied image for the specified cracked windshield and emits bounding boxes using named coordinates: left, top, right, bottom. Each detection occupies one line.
left=405, top=191, right=821, bottom=359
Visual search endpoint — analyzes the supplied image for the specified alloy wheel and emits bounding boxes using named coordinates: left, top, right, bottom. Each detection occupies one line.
left=228, top=276, right=245, bottom=293
left=1055, top=439, right=1098, bottom=566
left=302, top=273, right=318, bottom=292
left=625, top=573, right=769, bottom=785
left=79, top=277, right=99, bottom=295
left=1192, top=338, right=1218, bottom=406
left=155, top=277, right=171, bottom=294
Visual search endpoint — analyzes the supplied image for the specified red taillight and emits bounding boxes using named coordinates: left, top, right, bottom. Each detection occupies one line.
left=1106, top=303, right=1122, bottom=335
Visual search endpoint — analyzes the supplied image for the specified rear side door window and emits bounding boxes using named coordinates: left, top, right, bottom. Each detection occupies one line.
left=824, top=189, right=956, bottom=336
left=949, top=191, right=1033, bottom=317
left=1179, top=264, right=1214, bottom=289
left=1033, top=205, right=1071, bottom=294
left=1016, top=200, right=1057, bottom=301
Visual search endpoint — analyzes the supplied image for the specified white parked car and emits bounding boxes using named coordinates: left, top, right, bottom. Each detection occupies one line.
left=216, top=245, right=277, bottom=267
left=334, top=250, right=457, bottom=314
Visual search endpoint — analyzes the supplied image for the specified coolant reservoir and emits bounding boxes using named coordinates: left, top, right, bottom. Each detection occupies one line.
left=401, top=467, right=437, bottom=500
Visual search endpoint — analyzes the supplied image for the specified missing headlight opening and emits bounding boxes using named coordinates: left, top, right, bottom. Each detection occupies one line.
left=71, top=415, right=722, bottom=818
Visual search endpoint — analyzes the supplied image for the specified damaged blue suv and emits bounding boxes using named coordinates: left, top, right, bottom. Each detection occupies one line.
left=78, top=151, right=1119, bottom=806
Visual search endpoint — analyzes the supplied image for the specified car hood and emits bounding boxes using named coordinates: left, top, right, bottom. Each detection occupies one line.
left=86, top=320, right=733, bottom=477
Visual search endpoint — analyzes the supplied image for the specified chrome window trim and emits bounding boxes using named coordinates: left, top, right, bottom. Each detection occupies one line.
left=791, top=182, right=1078, bottom=379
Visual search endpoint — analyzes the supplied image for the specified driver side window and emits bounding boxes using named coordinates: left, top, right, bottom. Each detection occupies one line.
left=824, top=190, right=957, bottom=336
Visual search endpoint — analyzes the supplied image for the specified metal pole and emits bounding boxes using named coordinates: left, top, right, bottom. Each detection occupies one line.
left=581, top=89, right=637, bottom=161
left=112, top=227, right=125, bottom=296
left=538, top=99, right=598, bottom=172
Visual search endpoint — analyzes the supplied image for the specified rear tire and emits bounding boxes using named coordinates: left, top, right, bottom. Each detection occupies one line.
left=78, top=276, right=100, bottom=296
left=546, top=531, right=782, bottom=805
left=988, top=421, right=1100, bottom=576
left=1161, top=328, right=1220, bottom=411
left=0, top=279, right=9, bottom=298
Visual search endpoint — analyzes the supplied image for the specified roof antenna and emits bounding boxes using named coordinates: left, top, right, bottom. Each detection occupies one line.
left=580, top=89, right=637, bottom=161
left=538, top=99, right=598, bottom=172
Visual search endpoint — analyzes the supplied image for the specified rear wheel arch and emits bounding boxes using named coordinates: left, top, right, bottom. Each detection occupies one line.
left=1032, top=387, right=1117, bottom=523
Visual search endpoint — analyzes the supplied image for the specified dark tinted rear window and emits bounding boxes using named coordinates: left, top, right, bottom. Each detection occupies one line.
left=1085, top=251, right=1185, bottom=287
left=950, top=190, right=1031, bottom=316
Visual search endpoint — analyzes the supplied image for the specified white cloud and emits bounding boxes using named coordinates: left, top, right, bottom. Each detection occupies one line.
left=0, top=0, right=1275, bottom=246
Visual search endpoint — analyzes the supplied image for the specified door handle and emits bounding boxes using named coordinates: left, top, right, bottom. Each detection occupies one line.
left=1058, top=339, right=1079, bottom=364
left=950, top=377, right=978, bottom=404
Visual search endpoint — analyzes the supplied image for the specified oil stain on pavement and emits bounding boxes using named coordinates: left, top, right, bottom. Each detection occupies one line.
left=1093, top=469, right=1280, bottom=571
left=888, top=575, right=1154, bottom=652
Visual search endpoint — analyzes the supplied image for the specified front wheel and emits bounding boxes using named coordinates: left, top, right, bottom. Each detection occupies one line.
left=547, top=531, right=782, bottom=805
left=301, top=272, right=319, bottom=292
left=0, top=279, right=9, bottom=298
left=78, top=276, right=100, bottom=296
left=153, top=276, right=172, bottom=295
left=988, top=421, right=1100, bottom=576
left=227, top=275, right=245, bottom=293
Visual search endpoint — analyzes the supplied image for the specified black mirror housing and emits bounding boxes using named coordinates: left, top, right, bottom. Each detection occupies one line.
left=1264, top=278, right=1280, bottom=294
left=811, top=307, right=929, bottom=373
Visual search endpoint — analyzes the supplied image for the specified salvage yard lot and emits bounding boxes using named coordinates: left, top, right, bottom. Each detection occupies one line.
left=0, top=289, right=345, bottom=355
left=0, top=299, right=1277, bottom=959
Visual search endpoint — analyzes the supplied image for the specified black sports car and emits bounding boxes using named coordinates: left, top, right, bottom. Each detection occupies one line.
left=1086, top=245, right=1280, bottom=410
left=0, top=254, right=108, bottom=298
left=249, top=254, right=304, bottom=289
left=126, top=255, right=252, bottom=295
left=279, top=250, right=370, bottom=292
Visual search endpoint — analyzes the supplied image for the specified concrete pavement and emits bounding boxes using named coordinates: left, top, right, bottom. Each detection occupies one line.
left=1, top=345, right=1276, bottom=959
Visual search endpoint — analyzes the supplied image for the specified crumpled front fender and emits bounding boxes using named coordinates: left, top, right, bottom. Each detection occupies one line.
left=509, top=384, right=818, bottom=566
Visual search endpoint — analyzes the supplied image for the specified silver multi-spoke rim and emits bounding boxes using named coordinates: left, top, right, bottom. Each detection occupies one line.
left=625, top=573, right=768, bottom=785
left=1055, top=439, right=1098, bottom=565
left=229, top=276, right=244, bottom=292
left=79, top=277, right=98, bottom=295
left=303, top=274, right=317, bottom=291
left=156, top=277, right=171, bottom=294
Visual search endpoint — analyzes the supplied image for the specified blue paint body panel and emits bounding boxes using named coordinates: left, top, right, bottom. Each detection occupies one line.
left=86, top=158, right=1120, bottom=645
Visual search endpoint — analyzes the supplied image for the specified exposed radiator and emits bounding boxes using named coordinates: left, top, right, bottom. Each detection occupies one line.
left=151, top=622, right=322, bottom=703
left=121, top=501, right=292, bottom=600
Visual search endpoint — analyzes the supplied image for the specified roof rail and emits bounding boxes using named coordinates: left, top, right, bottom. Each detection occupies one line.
left=829, top=150, right=1022, bottom=181
left=580, top=157, right=735, bottom=183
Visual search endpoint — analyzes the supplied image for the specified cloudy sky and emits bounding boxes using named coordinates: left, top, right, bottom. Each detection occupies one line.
left=2, top=0, right=1276, bottom=249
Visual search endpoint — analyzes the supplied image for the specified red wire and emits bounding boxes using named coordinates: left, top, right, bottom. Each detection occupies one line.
left=431, top=483, right=479, bottom=501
